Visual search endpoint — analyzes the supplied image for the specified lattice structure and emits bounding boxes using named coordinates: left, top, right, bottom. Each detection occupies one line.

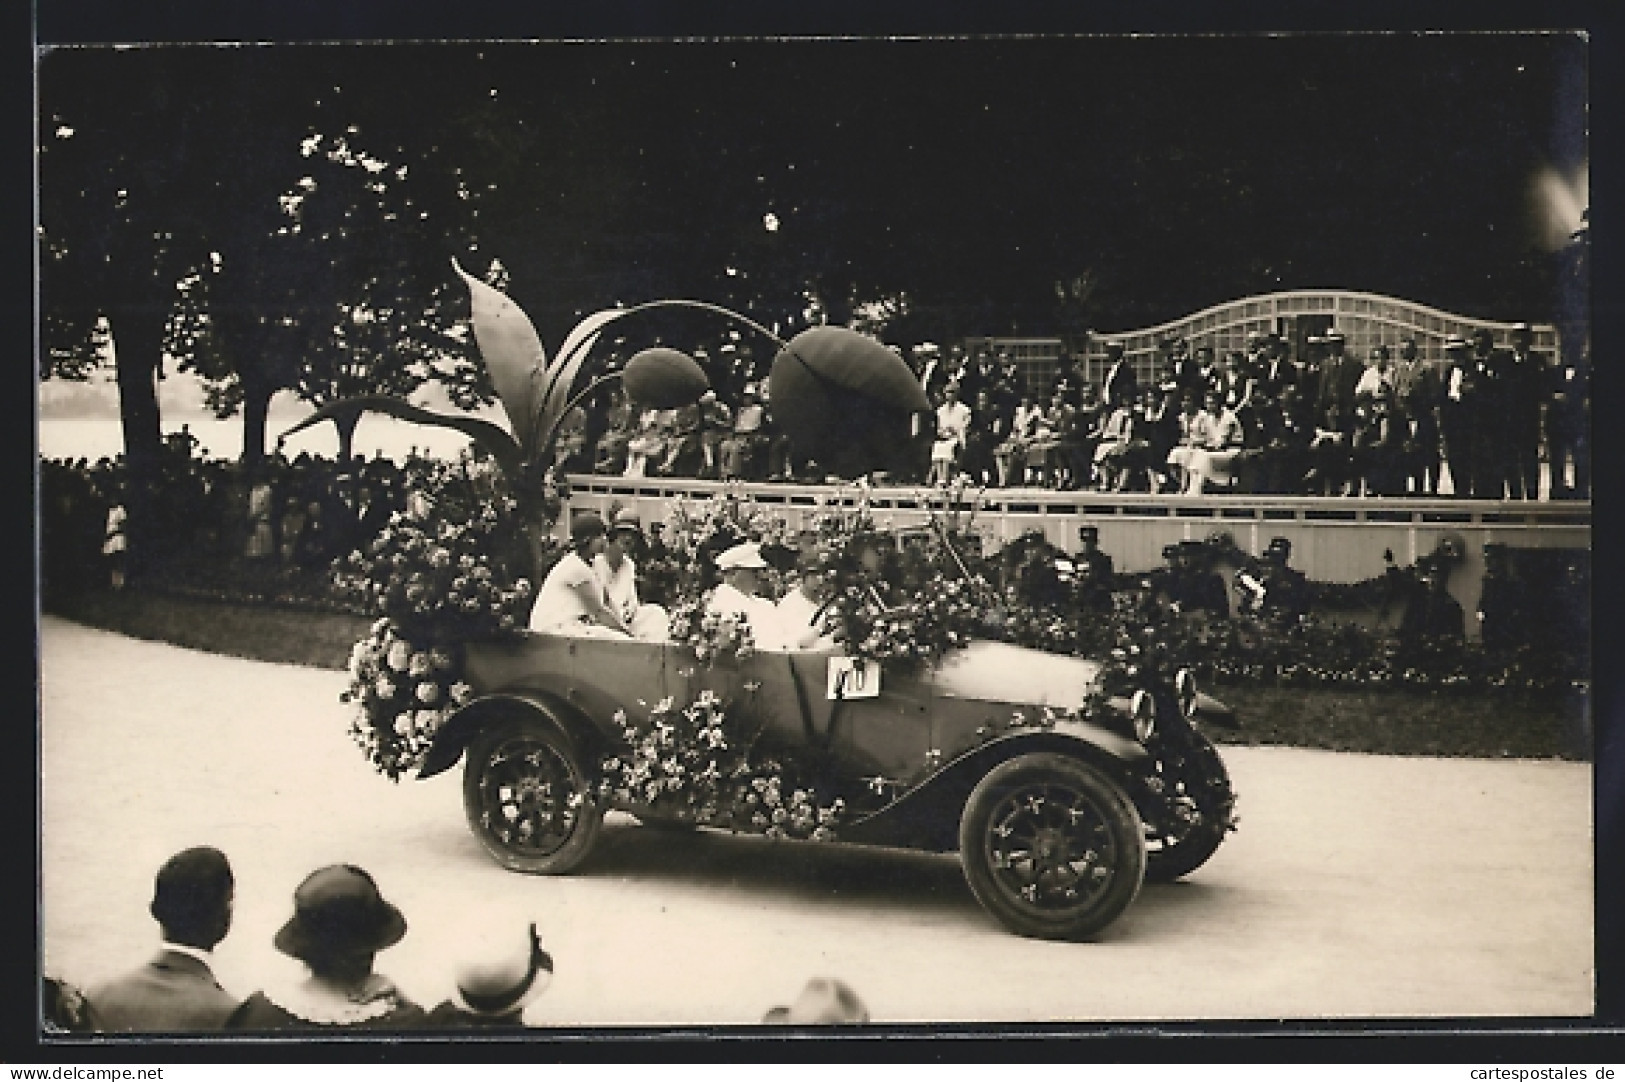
left=1078, top=290, right=1562, bottom=388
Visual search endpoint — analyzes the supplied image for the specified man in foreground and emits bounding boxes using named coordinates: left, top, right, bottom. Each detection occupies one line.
left=89, top=846, right=238, bottom=1032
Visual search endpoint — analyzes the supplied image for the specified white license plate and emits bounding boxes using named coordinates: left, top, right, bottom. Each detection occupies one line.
left=827, top=657, right=882, bottom=700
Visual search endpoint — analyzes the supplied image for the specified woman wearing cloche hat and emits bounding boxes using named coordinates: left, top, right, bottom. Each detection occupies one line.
left=227, top=865, right=427, bottom=1030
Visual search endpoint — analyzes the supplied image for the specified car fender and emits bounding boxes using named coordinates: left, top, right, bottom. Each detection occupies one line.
left=841, top=723, right=1149, bottom=852
left=417, top=690, right=591, bottom=781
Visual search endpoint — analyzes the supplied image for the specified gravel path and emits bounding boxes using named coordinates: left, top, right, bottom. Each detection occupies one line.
left=39, top=616, right=1594, bottom=1025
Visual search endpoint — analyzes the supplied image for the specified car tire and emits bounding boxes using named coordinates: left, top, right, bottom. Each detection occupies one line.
left=959, top=752, right=1146, bottom=941
left=1144, top=731, right=1233, bottom=883
left=462, top=713, right=603, bottom=874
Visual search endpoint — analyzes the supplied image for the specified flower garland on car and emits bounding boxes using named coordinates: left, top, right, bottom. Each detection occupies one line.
left=797, top=491, right=989, bottom=674
left=597, top=691, right=847, bottom=841
left=334, top=451, right=545, bottom=780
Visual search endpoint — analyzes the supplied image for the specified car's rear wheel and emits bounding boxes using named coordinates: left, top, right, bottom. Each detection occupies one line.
left=462, top=714, right=602, bottom=874
left=959, top=753, right=1146, bottom=941
left=1144, top=731, right=1233, bottom=883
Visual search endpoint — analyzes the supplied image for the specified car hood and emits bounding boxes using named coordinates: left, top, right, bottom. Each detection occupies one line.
left=929, top=641, right=1104, bottom=709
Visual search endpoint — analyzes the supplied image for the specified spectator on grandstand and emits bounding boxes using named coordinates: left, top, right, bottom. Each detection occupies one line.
left=1305, top=401, right=1355, bottom=496
left=1257, top=335, right=1296, bottom=396
left=1066, top=382, right=1103, bottom=490
left=1352, top=385, right=1404, bottom=496
left=1468, top=328, right=1506, bottom=498
left=623, top=406, right=670, bottom=479
left=1547, top=344, right=1589, bottom=500
left=930, top=385, right=971, bottom=485
left=1253, top=383, right=1311, bottom=494
left=1501, top=322, right=1547, bottom=501
left=1391, top=335, right=1443, bottom=496
left=1354, top=344, right=1396, bottom=401
left=1439, top=335, right=1478, bottom=496
left=1100, top=340, right=1137, bottom=410
left=1095, top=391, right=1148, bottom=492
left=1164, top=390, right=1211, bottom=493
left=553, top=405, right=592, bottom=475
left=1215, top=350, right=1255, bottom=414
left=1315, top=331, right=1362, bottom=423
left=1184, top=388, right=1246, bottom=495
left=993, top=394, right=1037, bottom=488
left=697, top=390, right=733, bottom=480
left=593, top=388, right=636, bottom=476
left=654, top=400, right=703, bottom=477
left=1137, top=384, right=1176, bottom=494
left=719, top=384, right=766, bottom=480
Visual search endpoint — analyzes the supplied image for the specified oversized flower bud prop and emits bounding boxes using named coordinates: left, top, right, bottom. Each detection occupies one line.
left=279, top=261, right=720, bottom=534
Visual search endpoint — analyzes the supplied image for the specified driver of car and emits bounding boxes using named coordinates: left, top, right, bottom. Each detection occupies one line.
left=773, top=534, right=839, bottom=652
left=528, top=512, right=631, bottom=638
left=707, top=542, right=782, bottom=647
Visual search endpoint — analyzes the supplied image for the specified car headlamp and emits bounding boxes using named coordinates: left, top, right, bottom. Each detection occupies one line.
left=1175, top=667, right=1197, bottom=718
left=1130, top=689, right=1156, bottom=743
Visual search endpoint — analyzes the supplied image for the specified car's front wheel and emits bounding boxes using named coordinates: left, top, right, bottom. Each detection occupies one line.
left=462, top=714, right=603, bottom=874
left=959, top=753, right=1146, bottom=941
left=1144, top=730, right=1234, bottom=883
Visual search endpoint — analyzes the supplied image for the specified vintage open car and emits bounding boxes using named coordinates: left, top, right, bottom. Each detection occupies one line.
left=416, top=634, right=1239, bottom=941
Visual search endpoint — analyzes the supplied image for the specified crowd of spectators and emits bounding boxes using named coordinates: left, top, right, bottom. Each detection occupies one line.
left=550, top=324, right=1587, bottom=499
left=40, top=431, right=445, bottom=599
left=561, top=340, right=804, bottom=483
left=43, top=846, right=869, bottom=1034
left=913, top=325, right=1588, bottom=498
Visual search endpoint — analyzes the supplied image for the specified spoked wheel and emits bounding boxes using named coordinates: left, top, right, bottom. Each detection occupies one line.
left=1143, top=730, right=1234, bottom=883
left=462, top=715, right=602, bottom=874
left=959, top=753, right=1146, bottom=941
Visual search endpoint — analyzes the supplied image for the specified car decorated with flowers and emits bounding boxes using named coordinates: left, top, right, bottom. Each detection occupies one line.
left=411, top=625, right=1240, bottom=942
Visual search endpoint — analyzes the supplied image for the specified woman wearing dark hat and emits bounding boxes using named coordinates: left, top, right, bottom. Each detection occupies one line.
left=227, top=865, right=427, bottom=1030
left=527, top=511, right=631, bottom=637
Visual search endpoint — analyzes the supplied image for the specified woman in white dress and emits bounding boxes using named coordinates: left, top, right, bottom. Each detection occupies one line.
left=592, top=509, right=670, bottom=641
left=528, top=513, right=630, bottom=637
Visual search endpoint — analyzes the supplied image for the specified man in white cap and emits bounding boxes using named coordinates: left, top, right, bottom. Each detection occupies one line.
left=706, top=541, right=782, bottom=646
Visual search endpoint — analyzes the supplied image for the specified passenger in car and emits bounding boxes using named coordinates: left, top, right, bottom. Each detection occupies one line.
left=593, top=507, right=671, bottom=641
left=706, top=542, right=781, bottom=646
left=528, top=512, right=631, bottom=638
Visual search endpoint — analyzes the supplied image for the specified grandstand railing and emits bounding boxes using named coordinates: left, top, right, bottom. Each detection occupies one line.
left=565, top=475, right=1591, bottom=638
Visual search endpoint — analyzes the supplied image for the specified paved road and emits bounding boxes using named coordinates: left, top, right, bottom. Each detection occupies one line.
left=39, top=616, right=1594, bottom=1025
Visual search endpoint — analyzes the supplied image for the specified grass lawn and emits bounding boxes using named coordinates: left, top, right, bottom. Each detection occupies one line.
left=42, top=588, right=1590, bottom=761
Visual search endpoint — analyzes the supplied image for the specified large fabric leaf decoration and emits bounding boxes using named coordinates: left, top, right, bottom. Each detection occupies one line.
left=529, top=308, right=628, bottom=461
left=767, top=326, right=931, bottom=478
left=622, top=347, right=710, bottom=408
left=451, top=259, right=548, bottom=451
left=278, top=395, right=525, bottom=478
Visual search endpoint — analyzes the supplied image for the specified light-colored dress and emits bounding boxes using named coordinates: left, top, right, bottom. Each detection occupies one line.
left=530, top=551, right=628, bottom=637
left=592, top=552, right=670, bottom=641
